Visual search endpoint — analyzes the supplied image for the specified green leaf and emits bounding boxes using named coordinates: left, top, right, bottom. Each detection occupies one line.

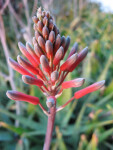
left=99, top=128, right=113, bottom=142
left=0, top=108, right=45, bottom=131
left=0, top=131, right=13, bottom=141
left=0, top=122, right=28, bottom=135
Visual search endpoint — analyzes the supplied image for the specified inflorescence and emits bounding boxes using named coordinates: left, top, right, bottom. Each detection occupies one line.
left=6, top=8, right=105, bottom=115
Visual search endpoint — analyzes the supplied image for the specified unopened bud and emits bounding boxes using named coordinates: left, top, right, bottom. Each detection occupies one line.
left=8, top=57, right=34, bottom=77
left=46, top=11, right=50, bottom=18
left=37, top=7, right=42, bottom=19
left=51, top=71, right=59, bottom=83
left=18, top=42, right=38, bottom=68
left=53, top=46, right=64, bottom=66
left=38, top=36, right=46, bottom=52
left=49, top=19, right=54, bottom=31
left=22, top=75, right=43, bottom=87
left=40, top=55, right=51, bottom=74
left=37, top=21, right=43, bottom=33
left=62, top=78, right=85, bottom=89
left=17, top=55, right=39, bottom=75
left=6, top=91, right=39, bottom=105
left=33, top=37, right=37, bottom=45
left=49, top=31, right=55, bottom=43
left=67, top=42, right=78, bottom=59
left=74, top=80, right=105, bottom=99
left=43, top=16, right=48, bottom=26
left=54, top=24, right=59, bottom=36
left=26, top=43, right=40, bottom=64
left=32, top=16, right=39, bottom=24
left=42, top=26, right=49, bottom=40
left=54, top=34, right=61, bottom=53
left=69, top=47, right=88, bottom=72
left=34, top=44, right=43, bottom=57
left=45, top=40, right=53, bottom=59
left=61, top=36, right=66, bottom=48
left=42, top=11, right=46, bottom=17
left=64, top=36, right=71, bottom=56
left=60, top=53, right=78, bottom=71
left=35, top=31, right=41, bottom=41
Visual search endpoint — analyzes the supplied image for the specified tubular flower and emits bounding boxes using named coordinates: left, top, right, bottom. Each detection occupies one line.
left=7, top=8, right=105, bottom=109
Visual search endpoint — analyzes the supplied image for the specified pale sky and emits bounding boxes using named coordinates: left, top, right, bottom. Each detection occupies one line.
left=91, top=0, right=113, bottom=12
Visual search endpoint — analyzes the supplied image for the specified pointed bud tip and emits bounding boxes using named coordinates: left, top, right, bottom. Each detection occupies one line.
left=97, top=80, right=105, bottom=87
left=6, top=90, right=12, bottom=98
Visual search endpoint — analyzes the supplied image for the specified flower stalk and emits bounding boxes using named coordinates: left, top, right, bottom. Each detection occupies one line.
left=43, top=105, right=56, bottom=150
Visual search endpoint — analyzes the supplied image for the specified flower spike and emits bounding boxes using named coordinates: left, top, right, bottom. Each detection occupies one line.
left=7, top=8, right=105, bottom=150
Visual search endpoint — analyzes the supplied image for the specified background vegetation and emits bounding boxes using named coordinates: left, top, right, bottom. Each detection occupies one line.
left=0, top=0, right=113, bottom=149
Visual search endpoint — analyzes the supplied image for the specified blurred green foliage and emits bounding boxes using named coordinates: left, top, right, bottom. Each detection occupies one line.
left=0, top=1, right=113, bottom=150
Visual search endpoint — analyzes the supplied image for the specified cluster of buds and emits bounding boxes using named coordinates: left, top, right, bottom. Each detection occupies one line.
left=6, top=8, right=105, bottom=114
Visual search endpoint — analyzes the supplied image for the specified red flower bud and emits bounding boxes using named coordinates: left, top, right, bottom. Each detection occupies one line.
left=37, top=21, right=43, bottom=33
left=38, top=36, right=46, bottom=52
left=49, top=19, right=54, bottom=31
left=53, top=46, right=64, bottom=66
left=54, top=34, right=61, bottom=53
left=74, top=80, right=105, bottom=99
left=64, top=36, right=71, bottom=56
left=45, top=40, right=53, bottom=59
left=18, top=42, right=38, bottom=68
left=62, top=78, right=85, bottom=89
left=34, top=44, right=43, bottom=58
left=42, top=26, right=49, bottom=40
left=61, top=36, right=66, bottom=48
left=22, top=75, right=44, bottom=87
left=26, top=42, right=40, bottom=64
left=32, top=37, right=37, bottom=45
left=49, top=31, right=55, bottom=43
left=60, top=53, right=78, bottom=71
left=46, top=11, right=50, bottom=18
left=51, top=71, right=59, bottom=83
left=35, top=31, right=41, bottom=41
left=69, top=47, right=88, bottom=72
left=54, top=24, right=59, bottom=36
left=43, top=16, right=48, bottom=26
left=67, top=42, right=78, bottom=59
left=40, top=55, right=51, bottom=74
left=17, top=56, right=39, bottom=75
left=6, top=91, right=39, bottom=105
left=8, top=58, right=34, bottom=77
left=32, top=16, right=39, bottom=24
